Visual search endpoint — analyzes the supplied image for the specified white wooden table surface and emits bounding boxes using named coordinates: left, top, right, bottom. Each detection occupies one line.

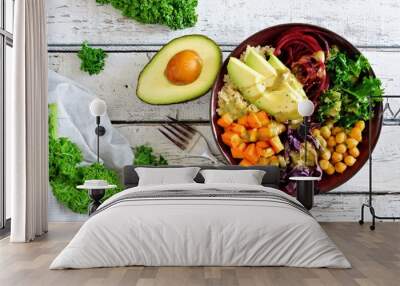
left=47, top=0, right=400, bottom=221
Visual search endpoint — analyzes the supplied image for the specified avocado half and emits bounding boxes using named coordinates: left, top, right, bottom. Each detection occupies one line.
left=137, top=35, right=222, bottom=105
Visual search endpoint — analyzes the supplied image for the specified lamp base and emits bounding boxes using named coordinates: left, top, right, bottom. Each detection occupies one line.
left=296, top=180, right=314, bottom=210
left=95, top=125, right=106, bottom=136
left=88, top=188, right=105, bottom=215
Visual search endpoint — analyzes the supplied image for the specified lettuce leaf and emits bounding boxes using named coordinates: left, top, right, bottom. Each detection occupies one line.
left=319, top=48, right=383, bottom=128
left=96, top=0, right=198, bottom=30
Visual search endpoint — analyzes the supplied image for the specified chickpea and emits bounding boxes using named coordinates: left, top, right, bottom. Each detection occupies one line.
left=346, top=138, right=358, bottom=149
left=321, top=149, right=331, bottom=160
left=335, top=162, right=347, bottom=173
left=335, top=132, right=347, bottom=144
left=327, top=136, right=336, bottom=147
left=326, top=164, right=335, bottom=175
left=355, top=120, right=366, bottom=131
left=319, top=159, right=330, bottom=170
left=331, top=152, right=343, bottom=163
left=336, top=143, right=347, bottom=154
left=349, top=147, right=360, bottom=158
left=320, top=126, right=331, bottom=139
left=332, top=126, right=343, bottom=135
left=312, top=129, right=321, bottom=137
left=344, top=155, right=357, bottom=167
left=350, top=127, right=362, bottom=142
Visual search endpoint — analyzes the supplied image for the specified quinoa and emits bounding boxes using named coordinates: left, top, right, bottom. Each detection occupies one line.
left=217, top=74, right=259, bottom=120
left=240, top=45, right=274, bottom=62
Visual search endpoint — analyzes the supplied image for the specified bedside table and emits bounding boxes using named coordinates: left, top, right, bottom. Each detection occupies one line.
left=77, top=180, right=117, bottom=215
left=289, top=176, right=320, bottom=210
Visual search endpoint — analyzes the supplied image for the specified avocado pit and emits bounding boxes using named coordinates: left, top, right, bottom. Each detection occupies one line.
left=165, top=50, right=203, bottom=85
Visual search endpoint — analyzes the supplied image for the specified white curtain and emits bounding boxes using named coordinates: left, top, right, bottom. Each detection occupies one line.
left=8, top=0, right=49, bottom=242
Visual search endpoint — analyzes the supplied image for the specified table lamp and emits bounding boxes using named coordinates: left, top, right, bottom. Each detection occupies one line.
left=89, top=98, right=107, bottom=163
left=289, top=100, right=318, bottom=210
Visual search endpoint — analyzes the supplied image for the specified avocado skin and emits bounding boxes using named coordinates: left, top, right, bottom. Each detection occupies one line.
left=136, top=34, right=222, bottom=105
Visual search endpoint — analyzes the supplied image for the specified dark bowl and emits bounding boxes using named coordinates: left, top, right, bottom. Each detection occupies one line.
left=210, top=23, right=383, bottom=193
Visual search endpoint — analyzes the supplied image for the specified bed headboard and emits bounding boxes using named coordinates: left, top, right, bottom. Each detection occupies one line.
left=123, top=165, right=281, bottom=189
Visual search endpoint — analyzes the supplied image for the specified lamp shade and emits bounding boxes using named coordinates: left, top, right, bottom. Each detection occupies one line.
left=89, top=98, right=107, bottom=117
left=298, top=100, right=315, bottom=117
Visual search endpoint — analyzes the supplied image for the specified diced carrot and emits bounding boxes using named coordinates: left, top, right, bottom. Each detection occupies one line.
left=247, top=112, right=262, bottom=129
left=266, top=123, right=278, bottom=137
left=262, top=147, right=275, bottom=158
left=248, top=128, right=258, bottom=142
left=243, top=143, right=260, bottom=164
left=258, top=157, right=270, bottom=166
left=269, top=156, right=280, bottom=167
left=217, top=113, right=233, bottom=129
left=269, top=136, right=284, bottom=153
left=256, top=141, right=269, bottom=149
left=256, top=111, right=270, bottom=126
left=229, top=123, right=247, bottom=137
left=237, top=115, right=249, bottom=128
left=221, top=131, right=235, bottom=147
left=238, top=142, right=247, bottom=151
left=258, top=127, right=270, bottom=141
left=231, top=143, right=246, bottom=159
left=231, top=134, right=242, bottom=148
left=256, top=146, right=264, bottom=157
left=240, top=131, right=249, bottom=143
left=239, top=159, right=253, bottom=167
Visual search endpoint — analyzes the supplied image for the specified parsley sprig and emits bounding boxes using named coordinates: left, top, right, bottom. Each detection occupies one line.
left=77, top=41, right=107, bottom=75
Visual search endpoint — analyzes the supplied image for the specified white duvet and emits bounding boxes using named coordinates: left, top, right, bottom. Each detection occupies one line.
left=50, top=183, right=350, bottom=269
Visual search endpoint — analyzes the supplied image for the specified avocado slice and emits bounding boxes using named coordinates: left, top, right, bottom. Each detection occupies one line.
left=244, top=48, right=277, bottom=87
left=137, top=35, right=222, bottom=105
left=254, top=81, right=307, bottom=122
left=268, top=54, right=289, bottom=73
left=227, top=57, right=266, bottom=102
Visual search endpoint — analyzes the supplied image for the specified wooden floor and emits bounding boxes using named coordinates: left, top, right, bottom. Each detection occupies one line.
left=0, top=223, right=399, bottom=286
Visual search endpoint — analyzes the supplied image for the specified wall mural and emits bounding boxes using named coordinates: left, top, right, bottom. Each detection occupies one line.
left=47, top=0, right=400, bottom=219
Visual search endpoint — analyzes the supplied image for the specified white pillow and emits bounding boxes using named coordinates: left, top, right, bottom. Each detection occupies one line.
left=200, top=169, right=266, bottom=185
left=136, top=167, right=201, bottom=186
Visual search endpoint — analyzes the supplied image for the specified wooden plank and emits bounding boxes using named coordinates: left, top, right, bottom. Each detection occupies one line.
left=114, top=124, right=400, bottom=194
left=312, top=194, right=400, bottom=222
left=47, top=0, right=400, bottom=47
left=115, top=124, right=226, bottom=166
left=48, top=48, right=400, bottom=122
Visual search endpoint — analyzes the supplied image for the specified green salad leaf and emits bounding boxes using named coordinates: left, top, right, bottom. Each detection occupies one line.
left=77, top=41, right=107, bottom=75
left=338, top=77, right=383, bottom=127
left=49, top=103, right=122, bottom=214
left=317, top=89, right=342, bottom=123
left=327, top=46, right=371, bottom=88
left=49, top=104, right=169, bottom=213
left=318, top=47, right=383, bottom=128
left=134, top=145, right=168, bottom=166
left=96, top=0, right=198, bottom=30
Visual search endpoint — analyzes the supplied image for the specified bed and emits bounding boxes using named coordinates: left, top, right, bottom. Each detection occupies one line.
left=50, top=165, right=350, bottom=269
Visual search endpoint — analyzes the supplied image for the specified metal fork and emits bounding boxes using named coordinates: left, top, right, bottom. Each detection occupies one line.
left=158, top=116, right=223, bottom=164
